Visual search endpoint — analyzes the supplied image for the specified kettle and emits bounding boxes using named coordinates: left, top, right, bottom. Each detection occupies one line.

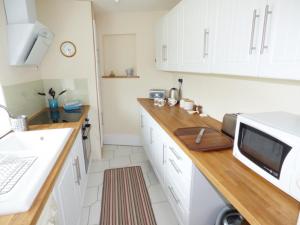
left=169, top=88, right=179, bottom=100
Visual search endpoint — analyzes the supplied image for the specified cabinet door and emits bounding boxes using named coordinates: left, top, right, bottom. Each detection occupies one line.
left=212, top=0, right=265, bottom=76
left=151, top=124, right=166, bottom=184
left=55, top=155, right=81, bottom=225
left=74, top=131, right=87, bottom=204
left=180, top=0, right=216, bottom=73
left=166, top=3, right=182, bottom=71
left=155, top=19, right=163, bottom=70
left=258, top=0, right=300, bottom=80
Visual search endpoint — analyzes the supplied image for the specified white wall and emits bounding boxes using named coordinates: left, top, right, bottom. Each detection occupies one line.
left=171, top=73, right=300, bottom=121
left=0, top=0, right=42, bottom=137
left=37, top=0, right=102, bottom=159
left=96, top=12, right=173, bottom=145
left=0, top=0, right=41, bottom=86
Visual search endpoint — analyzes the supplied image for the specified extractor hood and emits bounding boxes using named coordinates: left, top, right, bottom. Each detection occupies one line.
left=4, top=0, right=54, bottom=66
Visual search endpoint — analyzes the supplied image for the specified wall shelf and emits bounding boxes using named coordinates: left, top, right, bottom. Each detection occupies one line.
left=102, top=76, right=140, bottom=79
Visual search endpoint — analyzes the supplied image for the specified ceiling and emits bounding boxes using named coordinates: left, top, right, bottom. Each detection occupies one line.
left=89, top=0, right=181, bottom=14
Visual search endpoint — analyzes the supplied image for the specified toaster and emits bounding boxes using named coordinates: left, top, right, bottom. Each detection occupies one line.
left=149, top=89, right=167, bottom=99
left=221, top=113, right=240, bottom=138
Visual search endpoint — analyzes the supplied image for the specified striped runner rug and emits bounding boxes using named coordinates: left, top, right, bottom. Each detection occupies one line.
left=100, top=166, right=157, bottom=225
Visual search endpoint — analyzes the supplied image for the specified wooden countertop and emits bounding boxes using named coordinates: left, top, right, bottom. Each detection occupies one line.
left=138, top=98, right=300, bottom=225
left=0, top=106, right=90, bottom=225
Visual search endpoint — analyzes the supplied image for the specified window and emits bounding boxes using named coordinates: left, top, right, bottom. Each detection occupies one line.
left=0, top=85, right=11, bottom=137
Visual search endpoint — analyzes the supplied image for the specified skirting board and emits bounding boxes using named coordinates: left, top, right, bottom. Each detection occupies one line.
left=104, top=134, right=142, bottom=146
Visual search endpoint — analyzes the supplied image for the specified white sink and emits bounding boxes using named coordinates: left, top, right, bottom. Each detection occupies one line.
left=0, top=128, right=73, bottom=215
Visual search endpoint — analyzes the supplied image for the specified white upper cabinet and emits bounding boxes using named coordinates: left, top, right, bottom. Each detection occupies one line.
left=212, top=0, right=265, bottom=76
left=180, top=0, right=216, bottom=73
left=258, top=0, right=300, bottom=80
left=166, top=3, right=182, bottom=71
left=156, top=0, right=300, bottom=80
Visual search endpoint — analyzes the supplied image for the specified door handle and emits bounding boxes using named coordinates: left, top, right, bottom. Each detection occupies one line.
left=260, top=5, right=272, bottom=54
left=169, top=146, right=181, bottom=160
left=203, top=29, right=209, bottom=58
left=73, top=156, right=81, bottom=185
left=249, top=9, right=260, bottom=54
left=168, top=186, right=180, bottom=205
left=169, top=159, right=182, bottom=174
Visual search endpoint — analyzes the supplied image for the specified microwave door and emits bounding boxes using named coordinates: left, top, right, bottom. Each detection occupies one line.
left=238, top=123, right=291, bottom=179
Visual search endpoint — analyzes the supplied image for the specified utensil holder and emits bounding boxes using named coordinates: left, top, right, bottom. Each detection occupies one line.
left=48, top=99, right=58, bottom=110
left=10, top=115, right=28, bottom=132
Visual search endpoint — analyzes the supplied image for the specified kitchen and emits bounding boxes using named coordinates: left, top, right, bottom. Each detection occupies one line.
left=0, top=0, right=300, bottom=225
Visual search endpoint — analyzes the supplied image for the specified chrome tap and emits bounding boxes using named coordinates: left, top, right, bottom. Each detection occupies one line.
left=0, top=104, right=14, bottom=118
left=0, top=104, right=28, bottom=132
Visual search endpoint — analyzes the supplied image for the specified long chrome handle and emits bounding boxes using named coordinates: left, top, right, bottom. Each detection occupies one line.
left=76, top=157, right=82, bottom=181
left=169, top=146, right=181, bottom=160
left=169, top=159, right=182, bottom=174
left=249, top=10, right=260, bottom=54
left=73, top=157, right=80, bottom=185
left=162, top=45, right=167, bottom=62
left=168, top=186, right=180, bottom=204
left=150, top=127, right=153, bottom=144
left=260, top=5, right=272, bottom=54
left=141, top=114, right=144, bottom=128
left=203, top=29, right=209, bottom=58
left=162, top=144, right=165, bottom=164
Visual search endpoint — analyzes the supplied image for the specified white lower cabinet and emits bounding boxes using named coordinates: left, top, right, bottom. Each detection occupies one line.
left=140, top=106, right=226, bottom=225
left=53, top=130, right=87, bottom=225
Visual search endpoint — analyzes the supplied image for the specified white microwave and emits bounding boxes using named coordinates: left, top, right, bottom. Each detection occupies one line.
left=233, top=112, right=300, bottom=202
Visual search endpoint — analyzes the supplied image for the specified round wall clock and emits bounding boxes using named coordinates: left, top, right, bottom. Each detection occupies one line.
left=60, top=41, right=77, bottom=57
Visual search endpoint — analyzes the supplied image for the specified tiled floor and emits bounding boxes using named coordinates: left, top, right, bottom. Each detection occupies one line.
left=80, top=145, right=179, bottom=225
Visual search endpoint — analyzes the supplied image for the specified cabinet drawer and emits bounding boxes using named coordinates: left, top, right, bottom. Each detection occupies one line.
left=166, top=139, right=192, bottom=178
left=166, top=153, right=191, bottom=198
left=165, top=176, right=189, bottom=225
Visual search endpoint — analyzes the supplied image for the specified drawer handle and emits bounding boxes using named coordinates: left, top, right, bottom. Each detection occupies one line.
left=169, top=147, right=181, bottom=160
left=168, top=186, right=180, bottom=205
left=169, top=159, right=182, bottom=174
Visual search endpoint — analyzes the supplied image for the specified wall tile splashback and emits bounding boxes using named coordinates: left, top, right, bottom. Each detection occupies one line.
left=42, top=79, right=89, bottom=106
left=2, top=80, right=45, bottom=117
left=2, top=78, right=89, bottom=118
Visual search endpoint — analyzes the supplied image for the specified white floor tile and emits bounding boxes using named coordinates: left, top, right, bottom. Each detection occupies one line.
left=83, top=187, right=98, bottom=207
left=131, top=146, right=144, bottom=154
left=147, top=170, right=159, bottom=186
left=114, top=146, right=132, bottom=157
left=87, top=172, right=104, bottom=187
left=102, top=149, right=114, bottom=160
left=152, top=202, right=179, bottom=225
left=89, top=160, right=109, bottom=173
left=80, top=207, right=90, bottom=225
left=89, top=201, right=101, bottom=225
left=109, top=156, right=131, bottom=168
left=148, top=184, right=167, bottom=203
left=102, top=145, right=118, bottom=151
left=130, top=152, right=148, bottom=164
left=98, top=185, right=103, bottom=201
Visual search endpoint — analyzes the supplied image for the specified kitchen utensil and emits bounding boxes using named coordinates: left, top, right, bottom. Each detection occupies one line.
left=178, top=78, right=183, bottom=101
left=169, top=88, right=179, bottom=101
left=10, top=115, right=28, bottom=132
left=195, top=128, right=205, bottom=144
left=167, top=98, right=177, bottom=107
left=174, top=127, right=233, bottom=151
left=184, top=101, right=194, bottom=111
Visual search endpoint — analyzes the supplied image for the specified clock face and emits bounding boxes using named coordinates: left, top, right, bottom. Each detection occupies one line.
left=60, top=41, right=76, bottom=57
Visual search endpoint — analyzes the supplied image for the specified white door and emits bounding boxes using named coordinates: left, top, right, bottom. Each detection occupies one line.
left=212, top=0, right=266, bottom=76
left=166, top=3, right=181, bottom=71
left=180, top=0, right=215, bottom=73
left=152, top=126, right=166, bottom=184
left=258, top=0, right=300, bottom=80
left=55, top=155, right=81, bottom=225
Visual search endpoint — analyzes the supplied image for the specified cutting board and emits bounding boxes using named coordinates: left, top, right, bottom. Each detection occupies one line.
left=174, top=127, right=233, bottom=152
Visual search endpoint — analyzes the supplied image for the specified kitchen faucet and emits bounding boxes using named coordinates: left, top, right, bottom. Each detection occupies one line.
left=0, top=104, right=14, bottom=118
left=0, top=104, right=28, bottom=132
